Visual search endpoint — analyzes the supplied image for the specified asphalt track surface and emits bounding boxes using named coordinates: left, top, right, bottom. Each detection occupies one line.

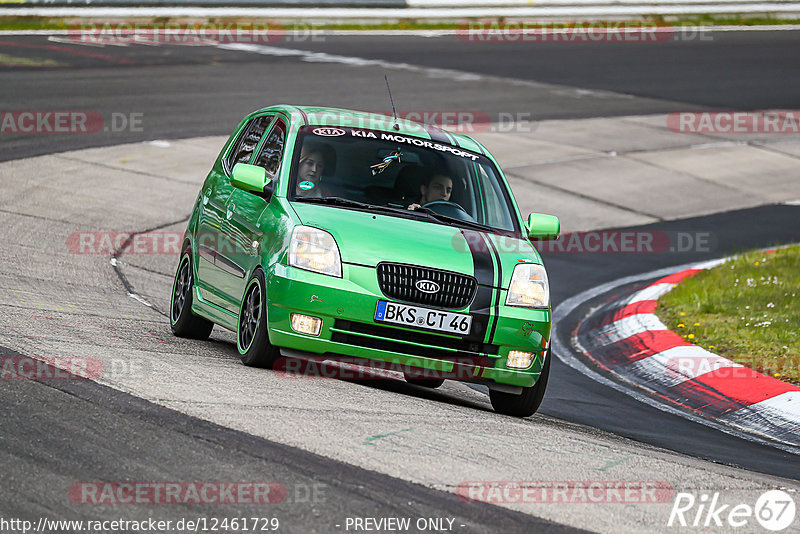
left=3, top=30, right=800, bottom=161
left=1, top=31, right=800, bottom=530
left=0, top=345, right=573, bottom=533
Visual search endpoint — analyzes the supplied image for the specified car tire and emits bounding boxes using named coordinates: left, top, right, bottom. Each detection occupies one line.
left=489, top=349, right=550, bottom=417
left=403, top=370, right=445, bottom=389
left=237, top=268, right=280, bottom=368
left=170, top=248, right=214, bottom=340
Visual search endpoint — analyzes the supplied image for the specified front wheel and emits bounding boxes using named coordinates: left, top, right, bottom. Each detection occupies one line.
left=170, top=249, right=214, bottom=340
left=237, top=269, right=279, bottom=368
left=404, top=369, right=445, bottom=389
left=489, top=349, right=550, bottom=417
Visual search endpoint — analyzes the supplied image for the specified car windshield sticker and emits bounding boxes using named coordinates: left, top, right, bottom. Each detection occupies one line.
left=298, top=181, right=315, bottom=191
left=378, top=132, right=479, bottom=161
left=306, top=127, right=480, bottom=162
left=312, top=127, right=346, bottom=136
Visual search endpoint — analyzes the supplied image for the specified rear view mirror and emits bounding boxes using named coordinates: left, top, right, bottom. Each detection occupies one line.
left=526, top=213, right=560, bottom=241
left=231, top=163, right=273, bottom=198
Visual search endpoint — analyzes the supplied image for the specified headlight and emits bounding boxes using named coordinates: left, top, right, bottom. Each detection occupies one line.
left=506, top=263, right=549, bottom=308
left=289, top=225, right=342, bottom=277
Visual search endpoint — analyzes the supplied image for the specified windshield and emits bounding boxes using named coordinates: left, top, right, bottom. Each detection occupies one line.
left=288, top=126, right=521, bottom=235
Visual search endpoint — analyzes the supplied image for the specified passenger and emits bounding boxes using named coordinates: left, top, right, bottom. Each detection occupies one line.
left=408, top=173, right=453, bottom=210
left=295, top=143, right=327, bottom=197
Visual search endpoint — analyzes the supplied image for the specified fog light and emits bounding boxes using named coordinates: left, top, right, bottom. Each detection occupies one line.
left=290, top=313, right=322, bottom=336
left=507, top=350, right=534, bottom=369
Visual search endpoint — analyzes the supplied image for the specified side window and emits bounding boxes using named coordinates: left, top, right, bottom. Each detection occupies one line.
left=225, top=115, right=273, bottom=170
left=476, top=163, right=514, bottom=231
left=253, top=119, right=286, bottom=177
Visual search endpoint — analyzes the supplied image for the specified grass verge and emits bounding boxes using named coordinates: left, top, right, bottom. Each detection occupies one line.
left=657, top=245, right=800, bottom=386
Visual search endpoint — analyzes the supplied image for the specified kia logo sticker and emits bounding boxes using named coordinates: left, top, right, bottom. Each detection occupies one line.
left=312, top=127, right=346, bottom=137
left=416, top=280, right=440, bottom=293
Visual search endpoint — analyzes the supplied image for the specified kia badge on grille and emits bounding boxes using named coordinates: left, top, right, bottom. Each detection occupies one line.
left=415, top=280, right=440, bottom=293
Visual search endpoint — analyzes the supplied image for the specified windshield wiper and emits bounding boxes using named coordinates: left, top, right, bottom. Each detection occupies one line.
left=412, top=206, right=496, bottom=233
left=296, top=197, right=498, bottom=232
left=296, top=196, right=373, bottom=209
left=296, top=196, right=436, bottom=220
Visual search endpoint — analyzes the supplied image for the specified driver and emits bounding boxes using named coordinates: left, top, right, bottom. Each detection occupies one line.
left=408, top=173, right=453, bottom=211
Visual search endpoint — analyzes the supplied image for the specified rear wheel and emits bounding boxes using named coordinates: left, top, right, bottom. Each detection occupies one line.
left=489, top=349, right=550, bottom=417
left=170, top=249, right=214, bottom=340
left=237, top=269, right=280, bottom=368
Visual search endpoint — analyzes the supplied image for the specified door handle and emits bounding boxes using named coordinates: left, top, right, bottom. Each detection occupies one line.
left=225, top=209, right=232, bottom=220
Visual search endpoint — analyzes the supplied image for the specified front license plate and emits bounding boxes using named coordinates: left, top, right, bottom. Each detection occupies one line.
left=374, top=300, right=472, bottom=335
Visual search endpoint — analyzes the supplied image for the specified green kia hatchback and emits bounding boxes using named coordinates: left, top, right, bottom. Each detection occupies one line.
left=170, top=105, right=560, bottom=416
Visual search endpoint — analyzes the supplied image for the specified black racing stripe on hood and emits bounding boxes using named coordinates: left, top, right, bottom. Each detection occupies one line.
left=461, top=229, right=494, bottom=287
left=468, top=285, right=493, bottom=344
left=462, top=229, right=496, bottom=344
left=485, top=234, right=503, bottom=344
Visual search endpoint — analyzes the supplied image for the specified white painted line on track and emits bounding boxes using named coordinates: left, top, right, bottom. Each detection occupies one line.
left=46, top=35, right=110, bottom=48
left=5, top=26, right=800, bottom=36
left=216, top=42, right=634, bottom=100
left=128, top=292, right=153, bottom=307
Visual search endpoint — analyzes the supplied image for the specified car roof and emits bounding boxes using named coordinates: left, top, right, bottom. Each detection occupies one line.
left=255, top=104, right=489, bottom=157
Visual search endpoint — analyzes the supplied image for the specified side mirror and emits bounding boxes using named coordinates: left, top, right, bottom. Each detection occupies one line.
left=231, top=163, right=273, bottom=200
left=526, top=213, right=560, bottom=241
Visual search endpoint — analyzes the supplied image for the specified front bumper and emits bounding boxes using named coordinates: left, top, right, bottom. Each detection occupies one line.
left=265, top=263, right=550, bottom=388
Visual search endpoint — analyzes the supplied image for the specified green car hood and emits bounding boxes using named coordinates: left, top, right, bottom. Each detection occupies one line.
left=291, top=203, right=541, bottom=288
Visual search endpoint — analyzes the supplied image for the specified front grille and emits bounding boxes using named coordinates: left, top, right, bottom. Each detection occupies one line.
left=376, top=262, right=477, bottom=309
left=332, top=320, right=497, bottom=368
